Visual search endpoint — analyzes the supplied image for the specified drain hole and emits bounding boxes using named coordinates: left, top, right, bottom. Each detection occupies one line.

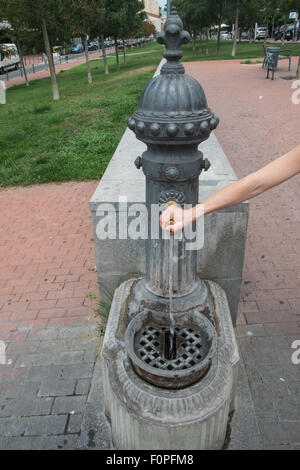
left=164, top=331, right=177, bottom=361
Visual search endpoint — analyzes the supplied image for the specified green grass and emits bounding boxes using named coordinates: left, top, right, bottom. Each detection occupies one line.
left=181, top=38, right=300, bottom=61
left=1, top=39, right=299, bottom=187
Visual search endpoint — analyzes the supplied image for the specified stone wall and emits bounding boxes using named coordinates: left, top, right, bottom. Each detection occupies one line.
left=90, top=61, right=248, bottom=325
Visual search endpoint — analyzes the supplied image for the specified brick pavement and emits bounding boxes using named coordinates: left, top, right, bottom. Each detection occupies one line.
left=186, top=57, right=300, bottom=449
left=0, top=182, right=100, bottom=449
left=4, top=50, right=109, bottom=89
left=0, top=58, right=299, bottom=449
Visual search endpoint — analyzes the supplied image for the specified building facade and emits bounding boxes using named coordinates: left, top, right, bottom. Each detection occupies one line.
left=144, top=0, right=162, bottom=32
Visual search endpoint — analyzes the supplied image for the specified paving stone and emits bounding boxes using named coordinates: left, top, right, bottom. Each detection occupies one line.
left=0, top=381, right=39, bottom=398
left=58, top=325, right=96, bottom=340
left=0, top=397, right=53, bottom=418
left=26, top=328, right=60, bottom=342
left=25, top=414, right=68, bottom=436
left=67, top=413, right=83, bottom=433
left=6, top=341, right=40, bottom=355
left=61, top=363, right=95, bottom=380
left=0, top=434, right=79, bottom=450
left=26, top=365, right=64, bottom=382
left=82, top=349, right=98, bottom=363
left=276, top=396, right=300, bottom=422
left=37, top=340, right=71, bottom=353
left=75, top=378, right=91, bottom=396
left=15, top=352, right=56, bottom=367
left=68, top=336, right=100, bottom=351
left=38, top=379, right=76, bottom=397
left=52, top=396, right=87, bottom=414
left=51, top=351, right=85, bottom=365
left=235, top=324, right=266, bottom=337
left=0, top=417, right=28, bottom=436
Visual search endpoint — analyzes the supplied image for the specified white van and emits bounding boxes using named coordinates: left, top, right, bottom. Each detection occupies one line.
left=0, top=43, right=20, bottom=74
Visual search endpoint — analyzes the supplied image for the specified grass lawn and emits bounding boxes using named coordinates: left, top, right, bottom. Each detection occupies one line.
left=1, top=39, right=299, bottom=187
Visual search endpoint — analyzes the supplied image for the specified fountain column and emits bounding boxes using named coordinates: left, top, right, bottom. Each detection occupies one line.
left=101, top=7, right=240, bottom=450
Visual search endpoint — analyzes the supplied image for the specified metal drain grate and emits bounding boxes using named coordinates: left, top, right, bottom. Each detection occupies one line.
left=136, top=325, right=205, bottom=371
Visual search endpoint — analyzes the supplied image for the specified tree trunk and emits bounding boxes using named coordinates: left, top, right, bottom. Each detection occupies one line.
left=122, top=39, right=126, bottom=64
left=231, top=0, right=239, bottom=57
left=192, top=32, right=196, bottom=51
left=206, top=31, right=209, bottom=55
left=217, top=2, right=223, bottom=55
left=16, top=37, right=29, bottom=86
left=296, top=56, right=300, bottom=79
left=199, top=31, right=202, bottom=53
left=114, top=36, right=119, bottom=71
left=41, top=15, right=59, bottom=100
left=264, top=22, right=268, bottom=45
left=281, top=18, right=287, bottom=46
left=100, top=33, right=109, bottom=75
left=83, top=35, right=92, bottom=84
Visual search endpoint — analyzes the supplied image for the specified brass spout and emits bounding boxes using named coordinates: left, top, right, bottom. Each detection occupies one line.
left=166, top=200, right=178, bottom=235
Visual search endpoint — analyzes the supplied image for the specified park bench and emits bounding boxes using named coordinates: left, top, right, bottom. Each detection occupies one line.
left=262, top=44, right=292, bottom=72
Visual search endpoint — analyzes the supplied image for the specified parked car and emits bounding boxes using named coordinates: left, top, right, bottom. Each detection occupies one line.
left=88, top=41, right=100, bottom=51
left=220, top=31, right=232, bottom=40
left=53, top=45, right=64, bottom=54
left=256, top=27, right=268, bottom=40
left=241, top=31, right=249, bottom=40
left=0, top=43, right=20, bottom=74
left=70, top=43, right=84, bottom=54
left=274, top=24, right=298, bottom=41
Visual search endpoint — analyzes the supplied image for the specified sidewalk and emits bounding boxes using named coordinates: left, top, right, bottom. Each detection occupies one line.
left=0, top=58, right=299, bottom=449
left=0, top=182, right=100, bottom=449
left=186, top=57, right=300, bottom=449
left=3, top=50, right=109, bottom=89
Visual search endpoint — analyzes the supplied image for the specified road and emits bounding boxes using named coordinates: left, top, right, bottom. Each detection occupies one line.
left=0, top=48, right=112, bottom=82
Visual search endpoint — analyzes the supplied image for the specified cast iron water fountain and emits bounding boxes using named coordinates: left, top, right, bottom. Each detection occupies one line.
left=101, top=6, right=240, bottom=450
left=125, top=6, right=219, bottom=389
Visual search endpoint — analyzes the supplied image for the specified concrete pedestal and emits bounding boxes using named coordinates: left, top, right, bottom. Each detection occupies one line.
left=101, top=279, right=239, bottom=450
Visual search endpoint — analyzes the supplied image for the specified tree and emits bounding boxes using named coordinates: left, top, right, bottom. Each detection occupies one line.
left=0, top=0, right=31, bottom=86
left=231, top=0, right=239, bottom=56
left=1, top=0, right=63, bottom=99
left=59, top=0, right=105, bottom=85
left=119, top=0, right=146, bottom=64
left=104, top=0, right=145, bottom=70
left=174, top=0, right=219, bottom=55
left=142, top=20, right=156, bottom=38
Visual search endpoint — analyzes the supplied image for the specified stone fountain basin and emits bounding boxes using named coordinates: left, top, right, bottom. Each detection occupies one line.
left=125, top=309, right=217, bottom=389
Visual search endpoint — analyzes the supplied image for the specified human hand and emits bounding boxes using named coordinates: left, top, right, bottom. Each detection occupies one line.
left=160, top=205, right=194, bottom=233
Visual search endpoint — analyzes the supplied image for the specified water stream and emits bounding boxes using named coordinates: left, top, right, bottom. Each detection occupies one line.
left=168, top=236, right=176, bottom=360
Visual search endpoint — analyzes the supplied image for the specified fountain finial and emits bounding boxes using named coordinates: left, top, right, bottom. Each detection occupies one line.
left=157, top=6, right=190, bottom=74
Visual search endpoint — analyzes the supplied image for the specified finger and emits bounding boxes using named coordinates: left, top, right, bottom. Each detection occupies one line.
left=161, top=207, right=174, bottom=225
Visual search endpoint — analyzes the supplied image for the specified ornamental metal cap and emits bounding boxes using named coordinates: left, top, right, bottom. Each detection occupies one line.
left=127, top=6, right=219, bottom=145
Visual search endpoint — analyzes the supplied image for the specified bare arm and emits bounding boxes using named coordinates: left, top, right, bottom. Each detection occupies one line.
left=161, top=144, right=300, bottom=232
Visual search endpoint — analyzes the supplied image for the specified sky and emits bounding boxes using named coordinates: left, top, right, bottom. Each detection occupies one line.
left=157, top=0, right=167, bottom=13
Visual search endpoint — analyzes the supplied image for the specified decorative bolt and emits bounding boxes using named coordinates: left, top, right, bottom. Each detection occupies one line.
left=184, top=123, right=195, bottom=136
left=165, top=166, right=180, bottom=181
left=203, top=158, right=211, bottom=171
left=136, top=121, right=145, bottom=133
left=150, top=123, right=160, bottom=136
left=134, top=156, right=142, bottom=170
left=210, top=117, right=219, bottom=130
left=166, top=123, right=179, bottom=137
left=200, top=121, right=209, bottom=134
left=127, top=118, right=136, bottom=131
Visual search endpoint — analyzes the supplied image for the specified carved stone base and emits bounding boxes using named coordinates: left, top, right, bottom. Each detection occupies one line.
left=101, top=279, right=239, bottom=450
